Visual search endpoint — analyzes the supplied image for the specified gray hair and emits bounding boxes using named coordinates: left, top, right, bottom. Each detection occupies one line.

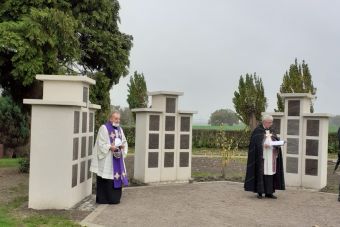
left=262, top=114, right=273, bottom=122
left=109, top=111, right=120, bottom=118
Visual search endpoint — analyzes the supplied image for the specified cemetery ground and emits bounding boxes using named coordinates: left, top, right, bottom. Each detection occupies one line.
left=0, top=150, right=339, bottom=226
left=0, top=159, right=87, bottom=226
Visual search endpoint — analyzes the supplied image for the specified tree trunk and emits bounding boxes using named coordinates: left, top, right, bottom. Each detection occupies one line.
left=5, top=147, right=14, bottom=158
left=0, top=144, right=4, bottom=158
left=248, top=113, right=257, bottom=131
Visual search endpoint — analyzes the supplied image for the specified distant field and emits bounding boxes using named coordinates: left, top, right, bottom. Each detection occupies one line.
left=192, top=124, right=246, bottom=131
left=329, top=125, right=339, bottom=133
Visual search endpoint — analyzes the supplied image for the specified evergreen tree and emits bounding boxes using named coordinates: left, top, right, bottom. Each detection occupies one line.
left=276, top=59, right=316, bottom=112
left=127, top=71, right=148, bottom=119
left=0, top=96, right=29, bottom=150
left=233, top=73, right=267, bottom=130
left=89, top=72, right=111, bottom=132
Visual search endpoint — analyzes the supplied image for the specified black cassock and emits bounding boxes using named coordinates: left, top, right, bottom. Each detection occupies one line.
left=96, top=176, right=122, bottom=204
left=244, top=124, right=285, bottom=194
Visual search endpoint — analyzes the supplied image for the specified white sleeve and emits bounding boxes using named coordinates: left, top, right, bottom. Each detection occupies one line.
left=121, top=129, right=128, bottom=158
left=97, top=125, right=111, bottom=159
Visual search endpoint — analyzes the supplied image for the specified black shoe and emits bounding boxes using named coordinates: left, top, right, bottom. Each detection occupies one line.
left=257, top=194, right=263, bottom=199
left=338, top=196, right=340, bottom=202
left=265, top=194, right=277, bottom=199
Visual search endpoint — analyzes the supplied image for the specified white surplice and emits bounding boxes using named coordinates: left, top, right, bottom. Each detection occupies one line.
left=263, top=130, right=276, bottom=175
left=90, top=124, right=128, bottom=179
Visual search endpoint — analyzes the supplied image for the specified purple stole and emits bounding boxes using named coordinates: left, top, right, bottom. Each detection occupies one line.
left=105, top=122, right=128, bottom=188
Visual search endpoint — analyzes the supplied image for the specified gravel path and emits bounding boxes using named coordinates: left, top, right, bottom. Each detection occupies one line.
left=81, top=181, right=340, bottom=227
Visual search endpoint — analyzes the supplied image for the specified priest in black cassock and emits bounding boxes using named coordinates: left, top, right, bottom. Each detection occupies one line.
left=244, top=115, right=285, bottom=199
left=90, top=111, right=129, bottom=204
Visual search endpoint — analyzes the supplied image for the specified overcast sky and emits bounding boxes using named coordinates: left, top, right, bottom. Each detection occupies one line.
left=110, top=0, right=340, bottom=124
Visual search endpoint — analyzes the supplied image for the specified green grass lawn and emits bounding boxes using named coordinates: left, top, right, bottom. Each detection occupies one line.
left=0, top=186, right=81, bottom=227
left=22, top=216, right=80, bottom=227
left=0, top=205, right=80, bottom=227
left=0, top=161, right=81, bottom=227
left=192, top=124, right=246, bottom=131
left=0, top=195, right=28, bottom=227
left=0, top=158, right=21, bottom=168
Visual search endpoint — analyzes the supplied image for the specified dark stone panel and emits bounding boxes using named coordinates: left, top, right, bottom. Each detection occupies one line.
left=181, top=117, right=190, bottom=132
left=307, top=120, right=319, bottom=137
left=82, top=112, right=87, bottom=133
left=305, top=159, right=318, bottom=176
left=165, top=116, right=176, bottom=131
left=287, top=138, right=299, bottom=155
left=286, top=157, right=298, bottom=174
left=148, top=152, right=159, bottom=168
left=87, top=160, right=92, bottom=180
left=149, top=115, right=160, bottom=131
left=72, top=164, right=78, bottom=188
left=74, top=111, right=80, bottom=134
left=88, top=136, right=93, bottom=156
left=164, top=152, right=174, bottom=168
left=80, top=161, right=86, bottom=183
left=287, top=120, right=299, bottom=135
left=89, top=113, right=94, bottom=132
left=306, top=139, right=319, bottom=156
left=81, top=136, right=87, bottom=158
left=166, top=97, right=176, bottom=113
left=180, top=152, right=189, bottom=167
left=73, top=138, right=79, bottom=160
left=180, top=135, right=190, bottom=149
left=164, top=134, right=175, bottom=149
left=148, top=133, right=159, bottom=149
left=288, top=100, right=300, bottom=116
left=272, top=118, right=281, bottom=135
left=83, top=87, right=88, bottom=103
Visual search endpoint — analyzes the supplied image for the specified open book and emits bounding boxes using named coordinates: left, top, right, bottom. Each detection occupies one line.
left=114, top=138, right=123, bottom=147
left=269, top=141, right=285, bottom=146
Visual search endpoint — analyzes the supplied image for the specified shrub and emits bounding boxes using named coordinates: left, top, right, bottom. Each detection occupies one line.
left=0, top=96, right=30, bottom=150
left=18, top=157, right=30, bottom=173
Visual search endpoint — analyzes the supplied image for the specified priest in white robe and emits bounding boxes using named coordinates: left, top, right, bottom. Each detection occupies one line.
left=244, top=115, right=285, bottom=199
left=90, top=111, right=128, bottom=204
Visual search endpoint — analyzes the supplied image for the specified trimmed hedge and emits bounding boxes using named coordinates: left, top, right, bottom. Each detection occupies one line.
left=123, top=126, right=339, bottom=153
left=192, top=129, right=250, bottom=148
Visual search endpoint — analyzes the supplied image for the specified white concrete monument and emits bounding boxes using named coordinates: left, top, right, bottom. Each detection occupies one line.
left=132, top=91, right=196, bottom=183
left=264, top=93, right=331, bottom=189
left=24, top=75, right=100, bottom=209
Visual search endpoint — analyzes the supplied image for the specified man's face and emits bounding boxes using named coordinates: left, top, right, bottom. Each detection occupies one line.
left=263, top=120, right=273, bottom=129
left=110, top=113, right=121, bottom=124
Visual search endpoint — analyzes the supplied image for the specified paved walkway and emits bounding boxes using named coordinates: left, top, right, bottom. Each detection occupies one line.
left=81, top=181, right=340, bottom=227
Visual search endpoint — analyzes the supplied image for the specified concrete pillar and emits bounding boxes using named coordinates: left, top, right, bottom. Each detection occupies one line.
left=24, top=75, right=101, bottom=209
left=264, top=93, right=331, bottom=189
left=132, top=91, right=196, bottom=183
